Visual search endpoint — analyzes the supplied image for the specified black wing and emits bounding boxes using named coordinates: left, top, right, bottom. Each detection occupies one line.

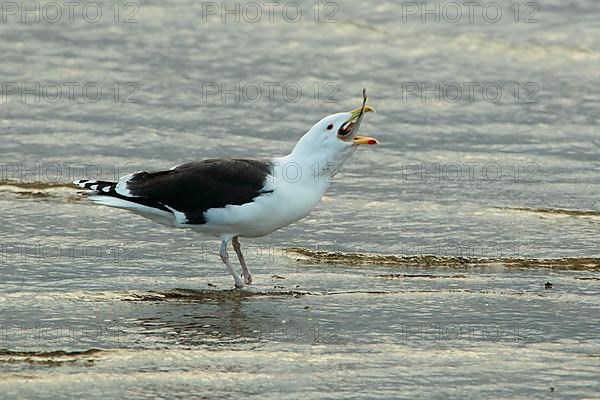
left=123, top=159, right=273, bottom=224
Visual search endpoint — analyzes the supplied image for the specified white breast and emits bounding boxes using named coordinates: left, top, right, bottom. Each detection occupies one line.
left=198, top=174, right=326, bottom=238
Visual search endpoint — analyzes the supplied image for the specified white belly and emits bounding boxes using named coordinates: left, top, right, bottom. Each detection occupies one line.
left=195, top=179, right=325, bottom=238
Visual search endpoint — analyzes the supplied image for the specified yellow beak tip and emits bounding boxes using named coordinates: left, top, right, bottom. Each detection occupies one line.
left=364, top=106, right=376, bottom=113
left=353, top=136, right=379, bottom=145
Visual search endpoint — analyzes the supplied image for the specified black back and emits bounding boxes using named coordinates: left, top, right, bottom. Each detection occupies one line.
left=125, top=159, right=273, bottom=224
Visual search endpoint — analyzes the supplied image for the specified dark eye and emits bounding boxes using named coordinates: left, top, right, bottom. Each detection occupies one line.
left=327, top=124, right=334, bottom=130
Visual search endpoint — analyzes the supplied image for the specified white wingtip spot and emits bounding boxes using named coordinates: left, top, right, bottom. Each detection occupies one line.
left=102, top=186, right=111, bottom=193
left=90, top=185, right=98, bottom=190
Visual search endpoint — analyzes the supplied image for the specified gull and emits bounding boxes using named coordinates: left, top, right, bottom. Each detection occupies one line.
left=74, top=90, right=378, bottom=288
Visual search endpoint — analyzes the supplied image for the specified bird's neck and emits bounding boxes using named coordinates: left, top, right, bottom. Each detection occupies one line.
left=273, top=146, right=355, bottom=188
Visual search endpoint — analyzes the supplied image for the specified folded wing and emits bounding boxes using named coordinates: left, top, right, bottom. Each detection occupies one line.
left=116, top=159, right=273, bottom=224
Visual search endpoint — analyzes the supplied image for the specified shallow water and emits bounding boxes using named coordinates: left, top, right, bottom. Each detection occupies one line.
left=1, top=0, right=599, bottom=398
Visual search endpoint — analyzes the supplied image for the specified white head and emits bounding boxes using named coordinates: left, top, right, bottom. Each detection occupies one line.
left=290, top=104, right=378, bottom=170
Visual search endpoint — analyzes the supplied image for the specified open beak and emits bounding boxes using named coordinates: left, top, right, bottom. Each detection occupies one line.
left=350, top=105, right=378, bottom=145
left=338, top=89, right=379, bottom=145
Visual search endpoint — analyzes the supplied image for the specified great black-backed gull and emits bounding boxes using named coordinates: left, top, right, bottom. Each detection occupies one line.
left=74, top=90, right=378, bottom=288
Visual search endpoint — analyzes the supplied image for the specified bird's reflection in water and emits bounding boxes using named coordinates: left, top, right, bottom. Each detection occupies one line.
left=130, top=289, right=335, bottom=347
